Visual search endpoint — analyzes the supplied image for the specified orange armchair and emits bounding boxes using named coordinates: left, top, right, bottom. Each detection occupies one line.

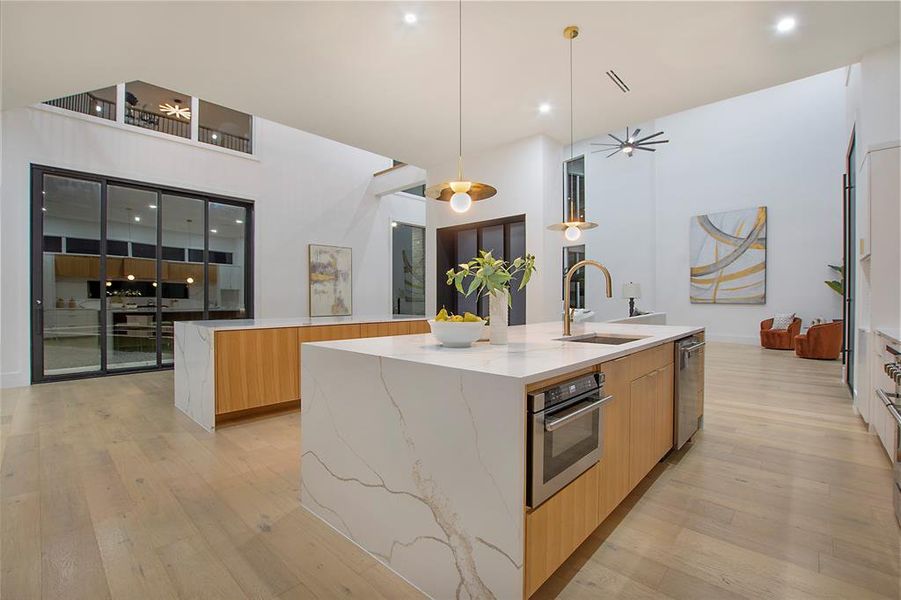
left=795, top=321, right=843, bottom=360
left=760, top=317, right=802, bottom=350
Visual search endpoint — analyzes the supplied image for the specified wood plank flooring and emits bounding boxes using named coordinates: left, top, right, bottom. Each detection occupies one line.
left=1, top=343, right=897, bottom=599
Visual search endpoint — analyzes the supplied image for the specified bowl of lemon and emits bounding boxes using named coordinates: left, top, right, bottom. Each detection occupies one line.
left=428, top=308, right=486, bottom=348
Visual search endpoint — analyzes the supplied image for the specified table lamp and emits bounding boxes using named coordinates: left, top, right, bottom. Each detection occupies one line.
left=622, top=282, right=641, bottom=317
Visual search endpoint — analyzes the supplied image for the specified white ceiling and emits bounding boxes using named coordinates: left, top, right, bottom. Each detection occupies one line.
left=2, top=2, right=898, bottom=167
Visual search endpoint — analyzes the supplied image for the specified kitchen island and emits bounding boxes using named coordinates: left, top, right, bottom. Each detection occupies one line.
left=174, top=315, right=429, bottom=430
left=300, top=320, right=704, bottom=599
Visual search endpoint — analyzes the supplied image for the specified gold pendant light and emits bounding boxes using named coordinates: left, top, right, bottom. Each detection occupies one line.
left=548, top=25, right=598, bottom=241
left=425, top=0, right=496, bottom=213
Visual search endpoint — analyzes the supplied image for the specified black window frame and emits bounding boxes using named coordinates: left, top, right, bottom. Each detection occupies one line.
left=30, top=164, right=254, bottom=384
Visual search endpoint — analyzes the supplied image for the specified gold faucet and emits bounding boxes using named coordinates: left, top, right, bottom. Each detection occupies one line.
left=563, top=260, right=613, bottom=336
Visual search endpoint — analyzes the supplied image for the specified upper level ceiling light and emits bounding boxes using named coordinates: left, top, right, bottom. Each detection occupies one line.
left=547, top=25, right=598, bottom=242
left=425, top=0, right=497, bottom=213
left=776, top=16, right=796, bottom=33
left=404, top=12, right=417, bottom=24
left=591, top=125, right=669, bottom=158
left=159, top=102, right=191, bottom=120
left=538, top=102, right=551, bottom=114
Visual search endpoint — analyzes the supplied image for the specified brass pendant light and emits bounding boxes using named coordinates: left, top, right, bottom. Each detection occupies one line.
left=425, top=0, right=496, bottom=213
left=548, top=25, right=598, bottom=241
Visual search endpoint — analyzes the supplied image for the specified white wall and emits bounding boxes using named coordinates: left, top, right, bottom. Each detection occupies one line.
left=654, top=69, right=847, bottom=343
left=0, top=106, right=424, bottom=387
left=425, top=135, right=563, bottom=323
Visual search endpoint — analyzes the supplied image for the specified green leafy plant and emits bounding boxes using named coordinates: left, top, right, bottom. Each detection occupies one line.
left=446, top=251, right=536, bottom=306
left=825, top=264, right=844, bottom=295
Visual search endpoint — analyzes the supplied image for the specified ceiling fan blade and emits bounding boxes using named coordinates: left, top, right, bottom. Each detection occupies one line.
left=634, top=146, right=656, bottom=152
left=629, top=128, right=641, bottom=141
left=590, top=142, right=621, bottom=146
left=637, top=140, right=670, bottom=146
left=605, top=149, right=622, bottom=158
left=608, top=133, right=626, bottom=145
left=633, top=131, right=665, bottom=144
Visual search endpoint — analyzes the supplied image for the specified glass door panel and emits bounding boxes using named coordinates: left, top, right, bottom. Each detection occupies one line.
left=160, top=194, right=206, bottom=364
left=40, top=174, right=102, bottom=376
left=392, top=223, right=425, bottom=316
left=208, top=202, right=248, bottom=319
left=106, top=185, right=160, bottom=370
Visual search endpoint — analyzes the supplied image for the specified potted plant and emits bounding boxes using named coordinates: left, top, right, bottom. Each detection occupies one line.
left=825, top=264, right=844, bottom=295
left=446, top=251, right=536, bottom=344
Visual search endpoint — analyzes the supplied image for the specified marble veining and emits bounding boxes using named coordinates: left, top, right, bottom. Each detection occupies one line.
left=301, top=346, right=525, bottom=599
left=174, top=321, right=215, bottom=431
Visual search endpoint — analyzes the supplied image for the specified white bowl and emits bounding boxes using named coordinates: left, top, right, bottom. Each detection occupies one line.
left=428, top=319, right=486, bottom=348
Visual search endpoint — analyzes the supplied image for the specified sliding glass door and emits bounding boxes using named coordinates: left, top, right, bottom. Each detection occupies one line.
left=31, top=165, right=253, bottom=383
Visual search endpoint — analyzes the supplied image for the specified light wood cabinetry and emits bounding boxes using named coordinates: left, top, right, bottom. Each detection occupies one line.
left=215, top=327, right=300, bottom=415
left=213, top=319, right=427, bottom=423
left=525, top=342, right=679, bottom=597
left=123, top=258, right=155, bottom=280
left=525, top=464, right=599, bottom=598
left=598, top=357, right=632, bottom=522
left=54, top=255, right=100, bottom=278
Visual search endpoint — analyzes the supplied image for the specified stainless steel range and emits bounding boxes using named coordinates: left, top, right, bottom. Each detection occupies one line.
left=877, top=342, right=901, bottom=527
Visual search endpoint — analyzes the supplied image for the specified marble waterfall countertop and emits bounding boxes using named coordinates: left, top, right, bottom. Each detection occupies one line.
left=178, top=313, right=426, bottom=331
left=302, top=320, right=703, bottom=385
left=174, top=314, right=425, bottom=431
left=300, top=320, right=703, bottom=599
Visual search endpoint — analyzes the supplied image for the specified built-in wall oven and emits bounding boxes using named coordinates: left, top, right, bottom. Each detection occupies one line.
left=527, top=372, right=612, bottom=508
left=877, top=342, right=901, bottom=527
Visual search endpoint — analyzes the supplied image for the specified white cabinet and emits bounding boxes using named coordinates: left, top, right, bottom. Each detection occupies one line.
left=217, top=265, right=243, bottom=290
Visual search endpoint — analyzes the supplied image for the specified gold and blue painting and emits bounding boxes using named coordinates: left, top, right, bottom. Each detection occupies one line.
left=308, top=244, right=352, bottom=316
left=690, top=206, right=767, bottom=304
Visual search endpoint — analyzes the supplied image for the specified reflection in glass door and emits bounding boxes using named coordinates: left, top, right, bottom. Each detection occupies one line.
left=106, top=185, right=160, bottom=370
left=37, top=174, right=103, bottom=376
left=31, top=166, right=253, bottom=383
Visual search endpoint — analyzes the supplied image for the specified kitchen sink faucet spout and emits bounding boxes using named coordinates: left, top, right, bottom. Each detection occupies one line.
left=563, top=260, right=613, bottom=336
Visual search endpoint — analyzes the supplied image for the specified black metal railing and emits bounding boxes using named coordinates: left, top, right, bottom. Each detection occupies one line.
left=45, top=92, right=116, bottom=121
left=125, top=106, right=191, bottom=138
left=198, top=126, right=252, bottom=154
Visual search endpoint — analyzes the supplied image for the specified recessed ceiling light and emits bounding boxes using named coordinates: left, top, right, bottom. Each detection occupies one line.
left=776, top=16, right=796, bottom=33
left=235, top=219, right=243, bottom=224
left=391, top=221, right=398, bottom=228
left=42, top=207, right=47, bottom=212
left=211, top=133, right=218, bottom=140
left=403, top=12, right=417, bottom=24
left=134, top=216, right=141, bottom=222
left=95, top=105, right=102, bottom=112
left=149, top=204, right=157, bottom=209
left=210, top=229, right=218, bottom=234
left=538, top=103, right=551, bottom=114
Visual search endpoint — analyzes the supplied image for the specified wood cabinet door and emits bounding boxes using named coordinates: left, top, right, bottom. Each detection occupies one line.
left=655, top=363, right=675, bottom=460
left=629, top=370, right=659, bottom=490
left=525, top=464, right=599, bottom=597
left=215, top=328, right=300, bottom=414
left=598, top=356, right=632, bottom=522
left=123, top=258, right=155, bottom=280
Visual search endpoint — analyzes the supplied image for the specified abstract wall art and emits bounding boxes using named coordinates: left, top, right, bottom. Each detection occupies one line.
left=689, top=206, right=767, bottom=304
left=309, top=244, right=352, bottom=316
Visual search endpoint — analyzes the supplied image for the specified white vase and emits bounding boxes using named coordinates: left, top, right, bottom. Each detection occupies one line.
left=489, top=289, right=509, bottom=345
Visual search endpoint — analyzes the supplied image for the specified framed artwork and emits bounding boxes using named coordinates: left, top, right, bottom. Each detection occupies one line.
left=689, top=206, right=767, bottom=304
left=308, top=244, right=352, bottom=316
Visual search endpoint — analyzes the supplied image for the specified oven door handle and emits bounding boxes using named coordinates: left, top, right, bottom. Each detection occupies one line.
left=545, top=395, right=613, bottom=432
left=877, top=389, right=901, bottom=426
left=681, top=341, right=706, bottom=354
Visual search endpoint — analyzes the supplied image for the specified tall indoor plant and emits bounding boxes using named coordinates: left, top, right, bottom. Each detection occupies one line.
left=446, top=251, right=536, bottom=344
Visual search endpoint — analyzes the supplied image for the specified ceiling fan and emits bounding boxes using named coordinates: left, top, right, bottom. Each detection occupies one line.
left=591, top=126, right=669, bottom=158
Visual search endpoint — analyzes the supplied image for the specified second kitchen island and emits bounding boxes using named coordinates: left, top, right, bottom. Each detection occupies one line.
left=300, top=321, right=704, bottom=599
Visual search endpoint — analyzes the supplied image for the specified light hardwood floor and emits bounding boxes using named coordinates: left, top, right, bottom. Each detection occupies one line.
left=1, top=343, right=897, bottom=599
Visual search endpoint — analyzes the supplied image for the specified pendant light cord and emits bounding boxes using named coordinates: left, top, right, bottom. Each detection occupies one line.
left=457, top=0, right=463, bottom=180
left=570, top=33, right=574, bottom=162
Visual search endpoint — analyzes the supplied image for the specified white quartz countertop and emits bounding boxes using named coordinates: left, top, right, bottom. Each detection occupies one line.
left=306, top=321, right=703, bottom=384
left=178, top=314, right=425, bottom=331
left=877, top=327, right=901, bottom=345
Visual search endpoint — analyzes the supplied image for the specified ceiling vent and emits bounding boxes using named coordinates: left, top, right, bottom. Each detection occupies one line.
left=606, top=70, right=630, bottom=93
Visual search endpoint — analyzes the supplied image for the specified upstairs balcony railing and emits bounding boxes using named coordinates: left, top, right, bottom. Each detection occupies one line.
left=44, top=87, right=253, bottom=154
left=45, top=92, right=115, bottom=121
left=198, top=126, right=252, bottom=154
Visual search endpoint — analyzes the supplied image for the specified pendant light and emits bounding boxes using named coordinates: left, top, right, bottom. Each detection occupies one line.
left=425, top=0, right=496, bottom=213
left=547, top=25, right=597, bottom=241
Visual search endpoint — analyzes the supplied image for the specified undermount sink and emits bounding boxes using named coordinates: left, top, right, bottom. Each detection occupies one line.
left=558, top=334, right=648, bottom=345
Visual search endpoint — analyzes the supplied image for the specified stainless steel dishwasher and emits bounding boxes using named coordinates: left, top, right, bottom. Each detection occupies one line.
left=674, top=336, right=705, bottom=449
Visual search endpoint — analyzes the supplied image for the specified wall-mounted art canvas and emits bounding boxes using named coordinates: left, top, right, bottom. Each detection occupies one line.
left=309, top=244, right=352, bottom=316
left=690, top=206, right=767, bottom=304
